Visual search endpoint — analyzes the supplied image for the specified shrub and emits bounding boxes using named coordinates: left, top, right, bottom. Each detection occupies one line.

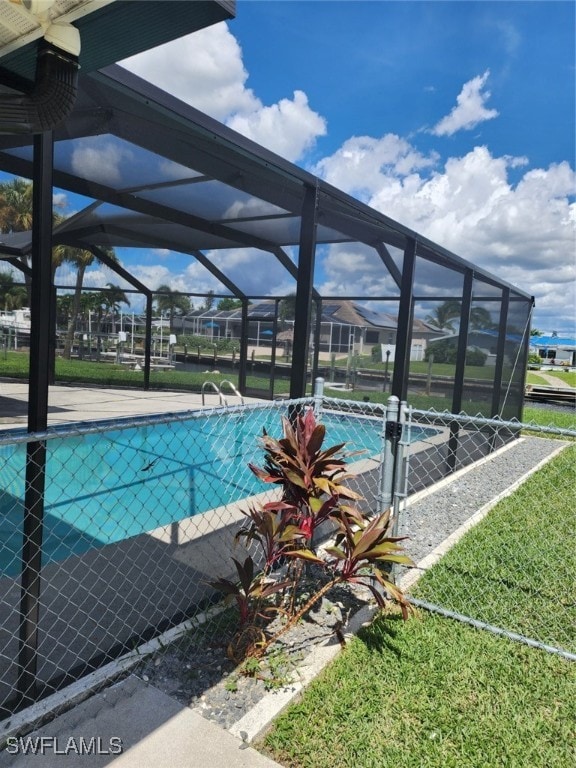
left=178, top=334, right=239, bottom=354
left=211, top=407, right=413, bottom=662
left=425, top=339, right=486, bottom=366
left=465, top=348, right=487, bottom=366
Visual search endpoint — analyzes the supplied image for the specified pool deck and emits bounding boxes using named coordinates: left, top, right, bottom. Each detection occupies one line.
left=0, top=382, right=283, bottom=767
left=0, top=382, right=252, bottom=430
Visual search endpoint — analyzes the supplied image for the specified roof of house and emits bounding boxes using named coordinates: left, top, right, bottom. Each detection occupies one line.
left=530, top=335, right=576, bottom=348
left=184, top=299, right=442, bottom=334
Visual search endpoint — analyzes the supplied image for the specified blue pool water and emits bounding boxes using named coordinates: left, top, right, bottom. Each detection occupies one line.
left=0, top=410, right=435, bottom=575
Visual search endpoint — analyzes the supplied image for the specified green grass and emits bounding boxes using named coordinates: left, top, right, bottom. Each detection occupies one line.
left=261, top=613, right=575, bottom=768
left=0, top=351, right=231, bottom=390
left=522, top=406, right=576, bottom=431
left=415, top=444, right=576, bottom=649
left=2, top=352, right=574, bottom=431
left=527, top=370, right=576, bottom=387
left=260, top=446, right=576, bottom=768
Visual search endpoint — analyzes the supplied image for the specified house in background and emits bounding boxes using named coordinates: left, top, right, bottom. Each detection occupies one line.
left=529, top=335, right=576, bottom=366
left=319, top=301, right=443, bottom=359
left=174, top=299, right=444, bottom=358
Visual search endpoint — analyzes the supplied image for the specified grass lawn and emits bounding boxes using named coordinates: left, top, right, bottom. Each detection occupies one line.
left=527, top=370, right=576, bottom=387
left=414, top=444, right=576, bottom=652
left=0, top=351, right=230, bottom=390
left=2, top=352, right=574, bottom=431
left=261, top=613, right=575, bottom=768
left=260, top=445, right=576, bottom=768
left=522, top=406, right=576, bottom=431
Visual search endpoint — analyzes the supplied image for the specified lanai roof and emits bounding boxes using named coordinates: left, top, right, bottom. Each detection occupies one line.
left=0, top=62, right=532, bottom=306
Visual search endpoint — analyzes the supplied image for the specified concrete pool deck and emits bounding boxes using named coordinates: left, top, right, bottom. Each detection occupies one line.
left=0, top=382, right=284, bottom=767
left=0, top=382, right=252, bottom=430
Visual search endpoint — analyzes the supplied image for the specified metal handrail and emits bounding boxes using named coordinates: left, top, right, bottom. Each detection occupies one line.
left=219, top=379, right=245, bottom=405
left=201, top=381, right=228, bottom=406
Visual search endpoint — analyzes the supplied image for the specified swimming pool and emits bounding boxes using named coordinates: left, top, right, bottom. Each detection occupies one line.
left=0, top=409, right=435, bottom=575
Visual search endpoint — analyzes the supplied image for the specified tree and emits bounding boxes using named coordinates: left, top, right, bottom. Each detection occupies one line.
left=61, top=247, right=118, bottom=358
left=0, top=177, right=33, bottom=232
left=424, top=338, right=487, bottom=366
left=0, top=270, right=26, bottom=311
left=217, top=297, right=243, bottom=311
left=469, top=306, right=495, bottom=331
left=201, top=290, right=215, bottom=312
left=278, top=294, right=297, bottom=328
left=154, top=284, right=191, bottom=330
left=101, top=282, right=130, bottom=333
left=0, top=180, right=123, bottom=358
left=56, top=293, right=74, bottom=325
left=425, top=300, right=461, bottom=332
left=0, top=178, right=34, bottom=304
left=426, top=300, right=496, bottom=333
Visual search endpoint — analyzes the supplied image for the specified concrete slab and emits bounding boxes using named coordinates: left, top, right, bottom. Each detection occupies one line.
left=0, top=677, right=283, bottom=768
left=0, top=384, right=249, bottom=430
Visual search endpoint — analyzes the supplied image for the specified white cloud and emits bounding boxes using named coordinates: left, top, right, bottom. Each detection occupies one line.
left=226, top=90, right=326, bottom=162
left=207, top=248, right=296, bottom=295
left=316, top=139, right=576, bottom=332
left=71, top=139, right=133, bottom=185
left=317, top=243, right=405, bottom=300
left=122, top=24, right=257, bottom=121
left=314, top=134, right=438, bottom=199
left=122, top=29, right=574, bottom=333
left=129, top=265, right=180, bottom=291
left=122, top=24, right=325, bottom=163
left=72, top=265, right=125, bottom=291
left=431, top=71, right=499, bottom=137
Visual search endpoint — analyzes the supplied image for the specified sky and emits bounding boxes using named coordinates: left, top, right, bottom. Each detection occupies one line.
left=58, top=1, right=575, bottom=334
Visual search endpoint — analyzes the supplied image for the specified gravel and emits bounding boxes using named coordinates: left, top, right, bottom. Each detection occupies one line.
left=399, top=435, right=565, bottom=565
left=135, top=433, right=568, bottom=731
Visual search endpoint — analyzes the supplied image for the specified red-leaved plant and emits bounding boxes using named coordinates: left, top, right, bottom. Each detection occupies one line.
left=211, top=407, right=413, bottom=661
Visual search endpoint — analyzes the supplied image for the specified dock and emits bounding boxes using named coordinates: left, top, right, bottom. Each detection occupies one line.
left=524, top=384, right=576, bottom=405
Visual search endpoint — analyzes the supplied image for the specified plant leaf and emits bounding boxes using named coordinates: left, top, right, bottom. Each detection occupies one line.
left=324, top=545, right=347, bottom=561
left=283, top=549, right=325, bottom=565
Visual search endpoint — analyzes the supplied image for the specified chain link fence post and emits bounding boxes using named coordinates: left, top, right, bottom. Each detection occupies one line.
left=378, top=395, right=402, bottom=519
left=391, top=401, right=408, bottom=535
left=313, top=377, right=324, bottom=418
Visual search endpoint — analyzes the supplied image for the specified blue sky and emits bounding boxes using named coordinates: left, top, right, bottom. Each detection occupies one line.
left=52, top=1, right=575, bottom=333
left=234, top=1, right=574, bottom=171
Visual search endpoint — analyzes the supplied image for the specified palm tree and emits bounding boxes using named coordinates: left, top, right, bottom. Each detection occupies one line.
left=0, top=181, right=123, bottom=359
left=425, top=300, right=462, bottom=332
left=0, top=178, right=34, bottom=304
left=61, top=248, right=118, bottom=358
left=56, top=293, right=74, bottom=326
left=89, top=286, right=128, bottom=359
left=0, top=178, right=33, bottom=232
left=61, top=251, right=96, bottom=358
left=154, top=284, right=191, bottom=331
left=101, top=282, right=130, bottom=334
left=0, top=270, right=26, bottom=311
left=469, top=306, right=494, bottom=330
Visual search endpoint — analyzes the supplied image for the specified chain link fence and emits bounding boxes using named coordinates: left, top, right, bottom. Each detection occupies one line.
left=0, top=390, right=573, bottom=725
left=0, top=395, right=394, bottom=720
left=392, top=407, right=576, bottom=660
